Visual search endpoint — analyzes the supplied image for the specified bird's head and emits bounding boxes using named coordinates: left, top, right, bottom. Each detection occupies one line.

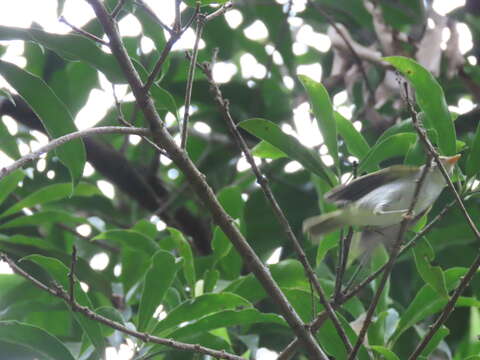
left=437, top=154, right=461, bottom=174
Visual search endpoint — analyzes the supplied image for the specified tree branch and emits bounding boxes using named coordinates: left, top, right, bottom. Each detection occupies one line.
left=181, top=10, right=205, bottom=149
left=85, top=1, right=328, bottom=357
left=59, top=16, right=109, bottom=46
left=0, top=253, right=244, bottom=360
left=0, top=126, right=150, bottom=180
left=205, top=2, right=233, bottom=22
left=68, top=246, right=77, bottom=306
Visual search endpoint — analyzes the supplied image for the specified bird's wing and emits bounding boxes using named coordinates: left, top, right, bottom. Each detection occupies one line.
left=325, top=165, right=419, bottom=205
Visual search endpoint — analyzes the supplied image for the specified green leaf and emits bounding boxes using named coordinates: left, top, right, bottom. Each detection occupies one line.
left=0, top=210, right=84, bottom=229
left=92, top=229, right=159, bottom=254
left=0, top=182, right=100, bottom=219
left=134, top=62, right=177, bottom=114
left=0, top=170, right=24, bottom=206
left=390, top=267, right=467, bottom=343
left=376, top=119, right=414, bottom=144
left=384, top=56, right=456, bottom=155
left=169, top=308, right=286, bottom=339
left=0, top=182, right=99, bottom=219
left=96, top=307, right=126, bottom=337
left=224, top=259, right=310, bottom=303
left=138, top=250, right=179, bottom=332
left=0, top=234, right=56, bottom=250
left=419, top=325, right=449, bottom=358
left=0, top=60, right=85, bottom=188
left=217, top=186, right=244, bottom=219
left=212, top=226, right=232, bottom=261
left=299, top=75, right=338, bottom=166
left=370, top=346, right=400, bottom=360
left=318, top=313, right=370, bottom=360
left=0, top=26, right=125, bottom=83
left=203, top=269, right=219, bottom=293
left=22, top=255, right=105, bottom=357
left=413, top=239, right=448, bottom=298
left=153, top=293, right=251, bottom=336
left=466, top=120, right=480, bottom=177
left=358, top=133, right=417, bottom=173
left=316, top=233, right=341, bottom=264
left=238, top=118, right=336, bottom=186
left=334, top=111, right=370, bottom=159
left=168, top=227, right=196, bottom=296
left=0, top=320, right=75, bottom=360
left=251, top=140, right=287, bottom=160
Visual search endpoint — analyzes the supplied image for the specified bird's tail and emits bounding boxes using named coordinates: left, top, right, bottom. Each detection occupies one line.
left=303, top=210, right=346, bottom=237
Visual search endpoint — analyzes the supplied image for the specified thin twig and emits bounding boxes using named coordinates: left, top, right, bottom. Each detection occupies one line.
left=59, top=16, right=109, bottom=46
left=174, top=0, right=182, bottom=32
left=0, top=253, right=245, bottom=360
left=112, top=85, right=169, bottom=156
left=196, top=59, right=353, bottom=354
left=86, top=1, right=328, bottom=357
left=334, top=163, right=357, bottom=301
left=277, top=199, right=456, bottom=360
left=205, top=2, right=234, bottom=22
left=334, top=227, right=354, bottom=302
left=143, top=35, right=179, bottom=93
left=111, top=0, right=127, bottom=18
left=0, top=126, right=150, bottom=180
left=135, top=0, right=173, bottom=34
left=181, top=11, right=205, bottom=149
left=347, top=158, right=432, bottom=360
left=68, top=246, right=77, bottom=306
left=308, top=1, right=375, bottom=100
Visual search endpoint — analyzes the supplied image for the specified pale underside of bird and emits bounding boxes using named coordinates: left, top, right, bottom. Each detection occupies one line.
left=303, top=155, right=460, bottom=239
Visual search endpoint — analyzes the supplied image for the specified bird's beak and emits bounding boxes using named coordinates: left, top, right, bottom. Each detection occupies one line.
left=445, top=154, right=461, bottom=165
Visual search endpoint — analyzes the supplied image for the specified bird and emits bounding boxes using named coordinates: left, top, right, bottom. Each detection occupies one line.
left=303, top=155, right=461, bottom=238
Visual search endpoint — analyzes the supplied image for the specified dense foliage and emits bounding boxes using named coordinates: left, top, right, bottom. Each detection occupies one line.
left=0, top=0, right=479, bottom=359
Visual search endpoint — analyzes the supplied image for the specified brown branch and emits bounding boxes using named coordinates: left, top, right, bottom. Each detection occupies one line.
left=85, top=1, right=328, bottom=357
left=347, top=158, right=432, bottom=360
left=195, top=59, right=353, bottom=354
left=59, top=16, right=109, bottom=46
left=0, top=126, right=151, bottom=180
left=181, top=10, right=204, bottom=149
left=143, top=35, right=179, bottom=93
left=334, top=227, right=354, bottom=302
left=112, top=85, right=168, bottom=156
left=0, top=253, right=245, bottom=360
left=174, top=0, right=182, bottom=32
left=135, top=0, right=173, bottom=34
left=111, top=0, right=127, bottom=18
left=205, top=2, right=234, bottom=22
left=68, top=246, right=77, bottom=306
left=334, top=163, right=358, bottom=300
